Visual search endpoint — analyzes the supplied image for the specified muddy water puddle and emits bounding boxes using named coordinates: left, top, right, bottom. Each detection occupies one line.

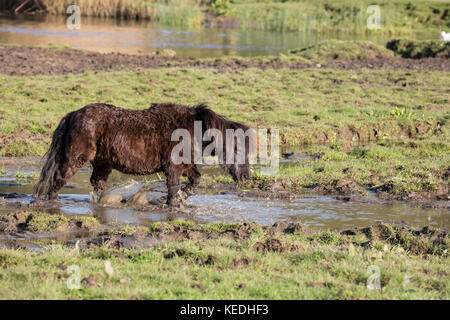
left=0, top=162, right=448, bottom=231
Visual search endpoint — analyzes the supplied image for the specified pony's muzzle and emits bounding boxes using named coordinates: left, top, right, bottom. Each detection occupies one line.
left=233, top=171, right=250, bottom=183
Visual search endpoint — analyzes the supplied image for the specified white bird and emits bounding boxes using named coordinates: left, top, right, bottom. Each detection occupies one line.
left=440, top=31, right=450, bottom=41
left=104, top=260, right=114, bottom=279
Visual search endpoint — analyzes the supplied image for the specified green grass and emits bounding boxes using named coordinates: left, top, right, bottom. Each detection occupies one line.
left=230, top=0, right=450, bottom=33
left=0, top=225, right=448, bottom=299
left=0, top=67, right=448, bottom=152
left=0, top=213, right=448, bottom=299
left=256, top=154, right=450, bottom=197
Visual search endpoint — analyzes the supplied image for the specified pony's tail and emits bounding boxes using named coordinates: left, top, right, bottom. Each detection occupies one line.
left=33, top=113, right=71, bottom=199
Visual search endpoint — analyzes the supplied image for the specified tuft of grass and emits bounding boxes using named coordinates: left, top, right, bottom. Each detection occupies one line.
left=150, top=220, right=240, bottom=234
left=17, top=212, right=100, bottom=233
left=288, top=40, right=394, bottom=60
left=387, top=39, right=450, bottom=59
left=101, top=224, right=150, bottom=237
left=26, top=212, right=70, bottom=233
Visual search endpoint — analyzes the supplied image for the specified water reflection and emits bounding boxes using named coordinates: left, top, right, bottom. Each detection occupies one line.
left=0, top=14, right=437, bottom=57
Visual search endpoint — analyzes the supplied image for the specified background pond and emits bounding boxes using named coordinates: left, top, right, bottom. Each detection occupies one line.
left=0, top=14, right=439, bottom=57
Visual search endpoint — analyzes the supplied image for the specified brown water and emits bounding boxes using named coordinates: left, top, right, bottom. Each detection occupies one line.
left=0, top=14, right=439, bottom=57
left=0, top=159, right=448, bottom=229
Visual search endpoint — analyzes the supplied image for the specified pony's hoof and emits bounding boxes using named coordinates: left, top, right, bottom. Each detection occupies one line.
left=177, top=189, right=188, bottom=201
left=89, top=192, right=99, bottom=203
left=182, top=187, right=195, bottom=197
left=167, top=194, right=185, bottom=208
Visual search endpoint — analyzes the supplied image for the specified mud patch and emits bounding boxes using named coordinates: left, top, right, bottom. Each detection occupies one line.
left=231, top=257, right=259, bottom=268
left=0, top=46, right=449, bottom=76
left=221, top=222, right=262, bottom=240
left=253, top=237, right=299, bottom=253
left=266, top=221, right=314, bottom=236
left=78, top=234, right=161, bottom=250
left=314, top=178, right=367, bottom=196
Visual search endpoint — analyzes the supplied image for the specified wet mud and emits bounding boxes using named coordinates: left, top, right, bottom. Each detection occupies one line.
left=0, top=210, right=447, bottom=257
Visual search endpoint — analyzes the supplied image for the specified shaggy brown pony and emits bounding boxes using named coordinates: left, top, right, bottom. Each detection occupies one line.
left=33, top=103, right=252, bottom=205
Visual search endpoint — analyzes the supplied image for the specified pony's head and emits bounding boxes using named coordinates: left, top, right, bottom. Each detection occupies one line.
left=195, top=104, right=255, bottom=183
left=221, top=129, right=253, bottom=183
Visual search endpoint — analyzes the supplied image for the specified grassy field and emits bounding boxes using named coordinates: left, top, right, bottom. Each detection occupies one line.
left=0, top=39, right=448, bottom=299
left=0, top=215, right=448, bottom=299
left=0, top=43, right=448, bottom=199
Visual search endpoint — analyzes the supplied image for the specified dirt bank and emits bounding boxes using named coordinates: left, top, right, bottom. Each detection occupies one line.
left=1, top=46, right=449, bottom=76
left=0, top=210, right=447, bottom=257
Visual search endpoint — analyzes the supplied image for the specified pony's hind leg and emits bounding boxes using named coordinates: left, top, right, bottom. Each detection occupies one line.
left=48, top=154, right=92, bottom=200
left=90, top=163, right=112, bottom=194
left=48, top=134, right=96, bottom=199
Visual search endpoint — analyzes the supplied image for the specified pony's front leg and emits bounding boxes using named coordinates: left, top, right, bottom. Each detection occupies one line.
left=165, top=165, right=183, bottom=206
left=182, top=165, right=201, bottom=196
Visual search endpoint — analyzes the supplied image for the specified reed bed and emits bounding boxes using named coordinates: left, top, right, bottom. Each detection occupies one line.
left=2, top=0, right=448, bottom=33
left=231, top=0, right=449, bottom=34
left=39, top=0, right=204, bottom=25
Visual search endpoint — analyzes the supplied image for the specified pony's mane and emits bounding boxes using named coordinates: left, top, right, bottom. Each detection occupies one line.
left=194, top=104, right=249, bottom=133
left=149, top=102, right=250, bottom=135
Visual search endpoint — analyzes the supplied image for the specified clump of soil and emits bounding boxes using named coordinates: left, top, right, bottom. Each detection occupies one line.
left=231, top=257, right=259, bottom=268
left=99, top=224, right=150, bottom=237
left=0, top=211, right=100, bottom=234
left=162, top=247, right=216, bottom=266
left=253, top=238, right=284, bottom=253
left=0, top=211, right=31, bottom=233
left=362, top=223, right=396, bottom=241
left=79, top=234, right=160, bottom=250
left=361, top=223, right=448, bottom=255
left=221, top=222, right=262, bottom=240
left=315, top=178, right=367, bottom=196
left=387, top=39, right=450, bottom=59
left=253, top=237, right=299, bottom=253
left=288, top=40, right=394, bottom=60
left=266, top=221, right=314, bottom=236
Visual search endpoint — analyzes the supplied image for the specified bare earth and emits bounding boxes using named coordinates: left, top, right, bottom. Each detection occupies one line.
left=1, top=45, right=449, bottom=76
